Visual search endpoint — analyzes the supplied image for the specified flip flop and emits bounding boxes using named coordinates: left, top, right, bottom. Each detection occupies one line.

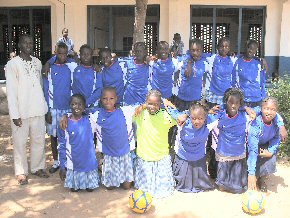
left=32, top=169, right=49, bottom=178
left=17, top=175, right=28, bottom=185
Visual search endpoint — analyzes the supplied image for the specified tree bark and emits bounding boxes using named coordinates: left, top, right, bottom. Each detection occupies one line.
left=133, top=0, right=148, bottom=45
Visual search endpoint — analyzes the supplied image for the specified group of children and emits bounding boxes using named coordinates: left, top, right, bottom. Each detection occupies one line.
left=42, top=36, right=287, bottom=198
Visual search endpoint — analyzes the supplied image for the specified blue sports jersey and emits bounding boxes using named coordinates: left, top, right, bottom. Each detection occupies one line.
left=207, top=54, right=236, bottom=96
left=120, top=57, right=151, bottom=105
left=213, top=110, right=250, bottom=157
left=247, top=115, right=280, bottom=175
left=178, top=56, right=210, bottom=101
left=232, top=57, right=266, bottom=103
left=44, top=63, right=73, bottom=110
left=102, top=60, right=125, bottom=104
left=150, top=58, right=177, bottom=99
left=90, top=106, right=136, bottom=157
left=168, top=107, right=218, bottom=161
left=58, top=115, right=98, bottom=172
left=72, top=65, right=102, bottom=107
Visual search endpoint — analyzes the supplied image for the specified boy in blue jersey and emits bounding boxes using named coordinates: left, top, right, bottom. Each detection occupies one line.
left=176, top=39, right=211, bottom=111
left=72, top=44, right=102, bottom=108
left=58, top=94, right=99, bottom=192
left=121, top=42, right=151, bottom=105
left=150, top=41, right=180, bottom=100
left=43, top=42, right=73, bottom=174
left=232, top=39, right=266, bottom=109
left=100, top=48, right=125, bottom=106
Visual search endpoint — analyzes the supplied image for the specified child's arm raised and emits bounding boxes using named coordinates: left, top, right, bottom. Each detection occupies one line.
left=57, top=127, right=67, bottom=181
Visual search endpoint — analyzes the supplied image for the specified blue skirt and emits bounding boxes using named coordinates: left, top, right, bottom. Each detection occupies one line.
left=134, top=155, right=175, bottom=198
left=216, top=158, right=247, bottom=194
left=102, top=153, right=134, bottom=187
left=256, top=154, right=277, bottom=177
left=173, top=155, right=215, bottom=193
left=64, top=169, right=99, bottom=190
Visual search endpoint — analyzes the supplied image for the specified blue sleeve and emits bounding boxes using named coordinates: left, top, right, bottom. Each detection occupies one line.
left=260, top=69, right=267, bottom=99
left=43, top=76, right=49, bottom=109
left=48, top=55, right=56, bottom=66
left=167, top=106, right=187, bottom=120
left=268, top=128, right=281, bottom=154
left=58, top=128, right=67, bottom=170
left=86, top=73, right=103, bottom=106
left=247, top=120, right=261, bottom=175
left=274, top=113, right=284, bottom=127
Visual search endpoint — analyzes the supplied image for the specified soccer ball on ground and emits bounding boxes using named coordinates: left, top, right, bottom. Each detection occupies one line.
left=129, top=189, right=152, bottom=214
left=242, top=190, right=266, bottom=214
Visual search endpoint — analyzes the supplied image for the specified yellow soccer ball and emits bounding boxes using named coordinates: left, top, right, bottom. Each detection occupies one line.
left=242, top=190, right=266, bottom=214
left=129, top=189, right=152, bottom=214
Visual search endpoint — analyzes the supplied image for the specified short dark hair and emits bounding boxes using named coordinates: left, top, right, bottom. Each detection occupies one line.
left=217, top=37, right=230, bottom=48
left=261, top=97, right=278, bottom=110
left=189, top=101, right=209, bottom=116
left=56, top=42, right=68, bottom=50
left=70, top=94, right=86, bottom=106
left=79, top=44, right=92, bottom=54
left=146, top=89, right=162, bottom=102
left=19, top=34, right=32, bottom=44
left=189, top=38, right=203, bottom=48
left=223, top=88, right=244, bottom=106
left=101, top=86, right=117, bottom=97
left=246, top=39, right=259, bottom=48
left=100, top=47, right=112, bottom=56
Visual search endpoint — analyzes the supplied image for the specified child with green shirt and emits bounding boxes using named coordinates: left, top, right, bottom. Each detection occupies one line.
left=133, top=90, right=177, bottom=198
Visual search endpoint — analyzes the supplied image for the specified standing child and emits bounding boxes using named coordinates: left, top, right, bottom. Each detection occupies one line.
left=150, top=41, right=180, bottom=100
left=170, top=33, right=184, bottom=58
left=100, top=48, right=125, bottom=106
left=43, top=42, right=73, bottom=174
left=133, top=90, right=177, bottom=198
left=247, top=97, right=283, bottom=192
left=122, top=42, right=151, bottom=105
left=232, top=39, right=266, bottom=109
left=214, top=88, right=252, bottom=194
left=72, top=44, right=103, bottom=108
left=58, top=94, right=99, bottom=192
left=176, top=39, right=211, bottom=111
left=166, top=101, right=216, bottom=193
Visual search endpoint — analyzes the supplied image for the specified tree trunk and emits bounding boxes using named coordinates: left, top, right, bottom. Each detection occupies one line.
left=133, top=0, right=148, bottom=45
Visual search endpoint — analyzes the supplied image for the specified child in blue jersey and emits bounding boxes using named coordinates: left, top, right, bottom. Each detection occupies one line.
left=166, top=101, right=216, bottom=193
left=232, top=39, right=266, bottom=108
left=72, top=44, right=102, bottom=108
left=43, top=42, right=73, bottom=174
left=176, top=39, right=211, bottom=111
left=206, top=37, right=236, bottom=108
left=122, top=42, right=151, bottom=105
left=100, top=48, right=125, bottom=106
left=213, top=88, right=252, bottom=194
left=58, top=94, right=99, bottom=192
left=247, top=97, right=282, bottom=192
left=150, top=41, right=180, bottom=100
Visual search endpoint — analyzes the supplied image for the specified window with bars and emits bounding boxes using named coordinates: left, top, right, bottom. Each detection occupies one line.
left=248, top=24, right=262, bottom=56
left=191, top=23, right=229, bottom=53
left=144, top=23, right=157, bottom=56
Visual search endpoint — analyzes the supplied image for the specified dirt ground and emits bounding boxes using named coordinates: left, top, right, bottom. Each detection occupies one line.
left=0, top=115, right=290, bottom=218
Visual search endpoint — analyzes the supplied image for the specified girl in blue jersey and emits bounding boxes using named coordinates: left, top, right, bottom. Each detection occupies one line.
left=72, top=44, right=103, bottom=108
left=214, top=88, right=252, bottom=194
left=43, top=42, right=73, bottom=174
left=247, top=97, right=281, bottom=192
left=232, top=39, right=266, bottom=108
left=58, top=94, right=99, bottom=192
left=100, top=48, right=125, bottom=106
left=166, top=101, right=216, bottom=193
left=206, top=37, right=236, bottom=108
left=176, top=39, right=211, bottom=111
left=150, top=41, right=180, bottom=100
left=122, top=42, right=151, bottom=105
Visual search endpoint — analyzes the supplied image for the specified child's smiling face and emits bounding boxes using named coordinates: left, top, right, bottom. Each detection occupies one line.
left=101, top=90, right=117, bottom=111
left=101, top=51, right=112, bottom=67
left=190, top=108, right=207, bottom=129
left=70, top=97, right=85, bottom=119
left=245, top=43, right=258, bottom=60
left=218, top=41, right=230, bottom=57
left=80, top=47, right=92, bottom=66
left=157, top=43, right=169, bottom=60
left=226, top=95, right=241, bottom=117
left=261, top=101, right=277, bottom=124
left=146, top=95, right=161, bottom=115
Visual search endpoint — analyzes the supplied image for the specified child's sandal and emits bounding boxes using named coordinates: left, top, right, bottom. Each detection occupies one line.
left=17, top=175, right=28, bottom=185
left=32, top=169, right=49, bottom=178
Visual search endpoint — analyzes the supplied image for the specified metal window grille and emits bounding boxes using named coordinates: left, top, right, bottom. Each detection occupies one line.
left=248, top=24, right=262, bottom=57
